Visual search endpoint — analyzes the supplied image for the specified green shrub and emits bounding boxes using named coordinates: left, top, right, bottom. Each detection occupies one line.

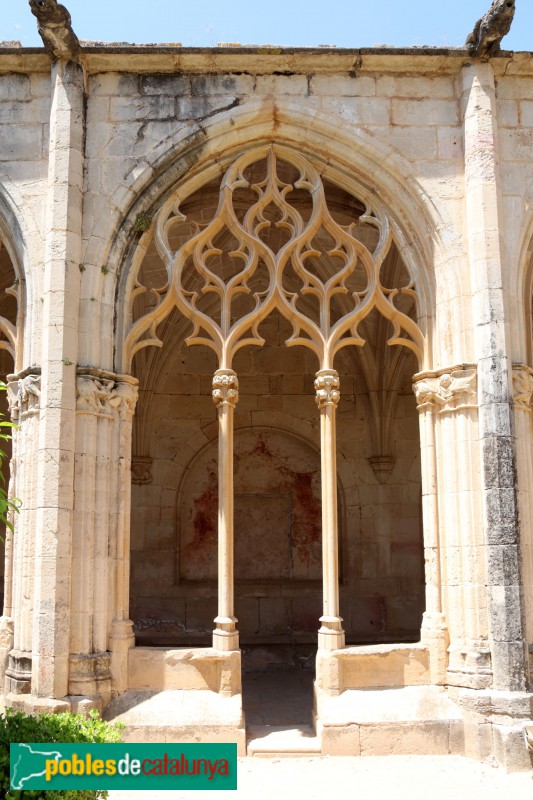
left=0, top=707, right=123, bottom=800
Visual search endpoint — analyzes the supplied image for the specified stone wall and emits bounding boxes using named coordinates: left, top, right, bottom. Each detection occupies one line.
left=0, top=46, right=531, bottom=719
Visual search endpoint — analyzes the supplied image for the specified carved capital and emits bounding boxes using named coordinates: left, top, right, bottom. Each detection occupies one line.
left=212, top=370, right=239, bottom=408
left=413, top=365, right=477, bottom=414
left=76, top=369, right=138, bottom=420
left=314, top=370, right=340, bottom=409
left=6, top=370, right=41, bottom=421
left=131, top=455, right=153, bottom=485
left=512, top=364, right=533, bottom=412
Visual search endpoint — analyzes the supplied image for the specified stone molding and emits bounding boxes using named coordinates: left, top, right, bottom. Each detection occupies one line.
left=413, top=365, right=477, bottom=414
left=76, top=368, right=138, bottom=419
left=6, top=369, right=41, bottom=421
left=512, top=364, right=533, bottom=412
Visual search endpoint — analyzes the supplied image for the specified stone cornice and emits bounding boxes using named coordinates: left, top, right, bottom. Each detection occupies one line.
left=2, top=47, right=532, bottom=77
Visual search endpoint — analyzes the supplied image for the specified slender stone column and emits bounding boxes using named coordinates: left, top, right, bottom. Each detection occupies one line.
left=1, top=372, right=40, bottom=694
left=32, top=60, right=84, bottom=699
left=462, top=63, right=527, bottom=692
left=413, top=366, right=491, bottom=688
left=315, top=369, right=345, bottom=651
left=108, top=376, right=138, bottom=695
left=414, top=380, right=448, bottom=685
left=69, top=370, right=137, bottom=701
left=212, top=369, right=239, bottom=652
left=512, top=364, right=533, bottom=683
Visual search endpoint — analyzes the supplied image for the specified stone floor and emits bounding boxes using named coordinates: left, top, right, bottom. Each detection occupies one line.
left=106, top=668, right=533, bottom=797
left=107, top=755, right=533, bottom=799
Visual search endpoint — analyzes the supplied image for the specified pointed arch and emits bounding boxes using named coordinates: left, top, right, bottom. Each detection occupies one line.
left=79, top=99, right=465, bottom=373
left=0, top=183, right=28, bottom=372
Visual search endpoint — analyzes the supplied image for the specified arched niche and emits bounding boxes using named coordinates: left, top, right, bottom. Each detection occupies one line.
left=126, top=143, right=425, bottom=662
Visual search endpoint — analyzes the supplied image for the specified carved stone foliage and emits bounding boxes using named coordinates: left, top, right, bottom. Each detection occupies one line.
left=76, top=371, right=138, bottom=419
left=413, top=366, right=478, bottom=414
left=314, top=370, right=340, bottom=409
left=512, top=364, right=533, bottom=412
left=131, top=455, right=153, bottom=485
left=7, top=372, right=41, bottom=421
left=124, top=144, right=424, bottom=373
left=212, top=370, right=239, bottom=408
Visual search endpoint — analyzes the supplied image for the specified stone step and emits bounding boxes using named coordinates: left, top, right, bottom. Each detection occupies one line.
left=247, top=724, right=322, bottom=756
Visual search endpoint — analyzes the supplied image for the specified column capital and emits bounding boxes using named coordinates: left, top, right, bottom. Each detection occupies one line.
left=6, top=369, right=41, bottom=422
left=314, top=369, right=340, bottom=409
left=212, top=369, right=239, bottom=408
left=131, top=455, right=153, bottom=485
left=512, top=363, right=533, bottom=412
left=413, top=364, right=477, bottom=413
left=76, top=368, right=138, bottom=420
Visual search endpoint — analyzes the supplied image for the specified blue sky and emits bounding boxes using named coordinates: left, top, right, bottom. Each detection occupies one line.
left=2, top=1, right=532, bottom=51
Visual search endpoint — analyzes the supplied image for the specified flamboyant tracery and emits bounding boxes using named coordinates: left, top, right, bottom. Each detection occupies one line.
left=125, top=145, right=423, bottom=368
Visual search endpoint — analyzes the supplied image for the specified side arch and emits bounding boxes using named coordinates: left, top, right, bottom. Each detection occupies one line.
left=0, top=182, right=31, bottom=373
left=516, top=210, right=533, bottom=364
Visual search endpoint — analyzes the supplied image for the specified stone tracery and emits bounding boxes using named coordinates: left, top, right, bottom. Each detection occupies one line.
left=125, top=144, right=424, bottom=369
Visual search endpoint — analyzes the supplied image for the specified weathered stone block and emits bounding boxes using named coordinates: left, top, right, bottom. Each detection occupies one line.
left=0, top=73, right=31, bottom=101
left=359, top=720, right=451, bottom=755
left=141, top=74, right=191, bottom=96
left=391, top=98, right=459, bottom=126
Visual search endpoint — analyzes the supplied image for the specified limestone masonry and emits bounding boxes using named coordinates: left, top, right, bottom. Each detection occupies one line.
left=0, top=0, right=533, bottom=770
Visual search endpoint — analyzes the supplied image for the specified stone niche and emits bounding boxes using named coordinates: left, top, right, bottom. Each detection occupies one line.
left=128, top=159, right=425, bottom=666
left=130, top=307, right=425, bottom=664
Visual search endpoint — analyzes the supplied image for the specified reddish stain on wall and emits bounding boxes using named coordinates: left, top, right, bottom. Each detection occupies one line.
left=183, top=433, right=322, bottom=580
left=285, top=469, right=322, bottom=574
left=183, top=466, right=218, bottom=570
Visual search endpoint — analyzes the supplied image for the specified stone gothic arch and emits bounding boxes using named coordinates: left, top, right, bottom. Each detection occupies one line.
left=122, top=142, right=427, bottom=656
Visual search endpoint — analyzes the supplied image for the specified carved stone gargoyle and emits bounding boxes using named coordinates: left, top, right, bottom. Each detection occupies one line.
left=465, top=0, right=516, bottom=60
left=29, top=0, right=80, bottom=61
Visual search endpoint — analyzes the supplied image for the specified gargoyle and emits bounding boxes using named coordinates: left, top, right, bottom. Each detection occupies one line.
left=29, top=0, right=80, bottom=61
left=465, top=0, right=516, bottom=60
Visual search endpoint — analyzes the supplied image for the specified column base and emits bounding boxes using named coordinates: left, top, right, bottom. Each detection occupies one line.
left=5, top=649, right=32, bottom=695
left=451, top=686, right=533, bottom=770
left=318, top=616, right=345, bottom=651
left=68, top=652, right=112, bottom=708
left=110, top=619, right=135, bottom=695
left=0, top=616, right=14, bottom=687
left=421, top=611, right=449, bottom=685
left=213, top=617, right=239, bottom=652
left=446, top=641, right=492, bottom=689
